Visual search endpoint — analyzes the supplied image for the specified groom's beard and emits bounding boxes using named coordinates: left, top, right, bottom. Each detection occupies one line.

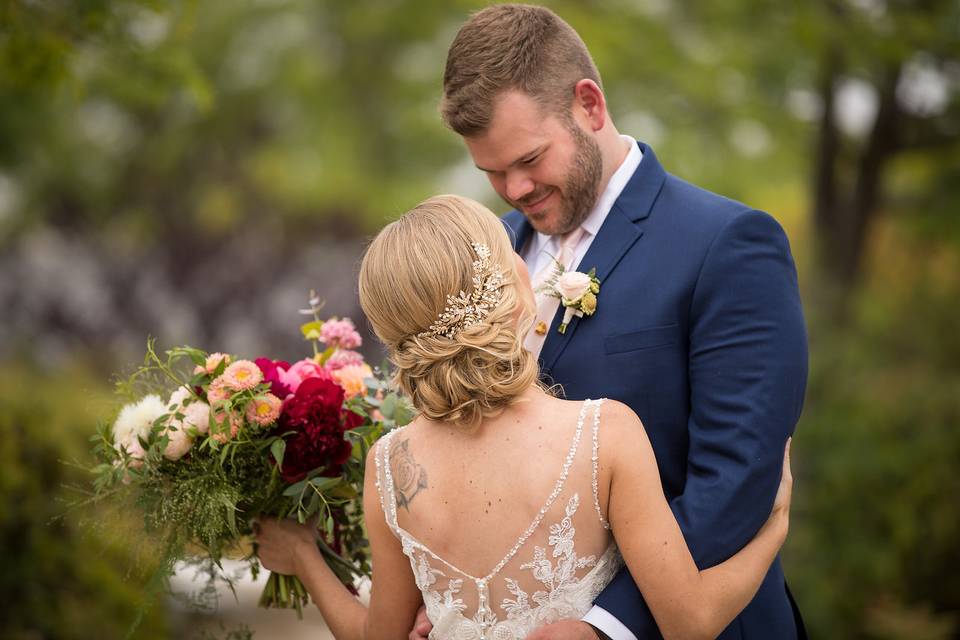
left=512, top=123, right=603, bottom=237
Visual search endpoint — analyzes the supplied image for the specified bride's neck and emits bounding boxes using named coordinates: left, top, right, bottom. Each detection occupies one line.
left=419, top=384, right=550, bottom=435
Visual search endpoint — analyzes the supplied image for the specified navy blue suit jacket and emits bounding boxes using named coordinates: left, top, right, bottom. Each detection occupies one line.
left=503, top=143, right=808, bottom=639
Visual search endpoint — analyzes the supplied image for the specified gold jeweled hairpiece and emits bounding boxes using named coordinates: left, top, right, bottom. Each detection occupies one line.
left=419, top=242, right=505, bottom=339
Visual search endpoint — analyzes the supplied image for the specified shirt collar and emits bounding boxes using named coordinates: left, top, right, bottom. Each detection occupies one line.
left=533, top=135, right=643, bottom=255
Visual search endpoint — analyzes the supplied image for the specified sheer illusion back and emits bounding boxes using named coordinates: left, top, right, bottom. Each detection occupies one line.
left=374, top=399, right=622, bottom=640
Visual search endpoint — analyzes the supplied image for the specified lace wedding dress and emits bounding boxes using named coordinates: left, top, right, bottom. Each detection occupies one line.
left=374, top=399, right=622, bottom=640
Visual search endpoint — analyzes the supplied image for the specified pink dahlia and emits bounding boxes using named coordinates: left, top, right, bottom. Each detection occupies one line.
left=320, top=318, right=362, bottom=350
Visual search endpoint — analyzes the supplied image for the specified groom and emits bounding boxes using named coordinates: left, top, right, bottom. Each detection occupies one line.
left=412, top=4, right=809, bottom=639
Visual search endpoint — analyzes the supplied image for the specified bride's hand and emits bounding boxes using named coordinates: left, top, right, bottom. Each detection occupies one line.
left=254, top=517, right=318, bottom=576
left=767, top=438, right=793, bottom=534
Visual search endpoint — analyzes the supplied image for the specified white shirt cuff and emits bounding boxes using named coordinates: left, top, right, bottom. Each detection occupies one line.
left=582, top=605, right=638, bottom=640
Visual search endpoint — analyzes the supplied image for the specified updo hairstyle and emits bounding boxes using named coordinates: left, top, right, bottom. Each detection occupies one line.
left=358, top=195, right=538, bottom=429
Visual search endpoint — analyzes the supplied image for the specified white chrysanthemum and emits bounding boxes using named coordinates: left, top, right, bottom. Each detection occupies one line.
left=113, top=395, right=166, bottom=450
left=168, top=386, right=191, bottom=407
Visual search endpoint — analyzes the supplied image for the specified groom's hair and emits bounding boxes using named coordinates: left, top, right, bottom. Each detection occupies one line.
left=441, top=4, right=601, bottom=136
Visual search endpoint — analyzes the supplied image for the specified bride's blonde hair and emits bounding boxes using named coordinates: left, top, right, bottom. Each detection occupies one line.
left=358, top=195, right=539, bottom=429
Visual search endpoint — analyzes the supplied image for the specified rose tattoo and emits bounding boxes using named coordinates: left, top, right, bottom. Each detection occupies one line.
left=391, top=437, right=428, bottom=511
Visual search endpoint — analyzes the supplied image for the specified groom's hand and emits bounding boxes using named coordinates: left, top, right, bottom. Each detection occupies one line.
left=526, top=620, right=606, bottom=640
left=409, top=605, right=432, bottom=640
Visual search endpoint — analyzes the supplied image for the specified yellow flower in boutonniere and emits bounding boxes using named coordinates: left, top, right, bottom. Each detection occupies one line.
left=580, top=291, right=597, bottom=315
left=535, top=261, right=601, bottom=334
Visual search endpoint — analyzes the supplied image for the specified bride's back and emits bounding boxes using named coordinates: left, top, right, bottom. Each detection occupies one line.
left=374, top=390, right=619, bottom=636
left=358, top=196, right=621, bottom=635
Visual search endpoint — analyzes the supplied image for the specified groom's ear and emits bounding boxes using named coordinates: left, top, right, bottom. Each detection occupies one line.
left=572, top=79, right=607, bottom=132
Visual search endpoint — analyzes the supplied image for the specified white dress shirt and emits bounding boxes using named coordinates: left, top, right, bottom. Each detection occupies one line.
left=521, top=136, right=643, bottom=640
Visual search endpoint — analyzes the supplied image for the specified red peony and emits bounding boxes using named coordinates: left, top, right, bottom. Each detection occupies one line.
left=276, top=377, right=354, bottom=483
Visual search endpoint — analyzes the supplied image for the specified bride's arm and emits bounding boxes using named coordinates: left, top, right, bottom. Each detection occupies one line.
left=602, top=401, right=791, bottom=640
left=256, top=444, right=422, bottom=640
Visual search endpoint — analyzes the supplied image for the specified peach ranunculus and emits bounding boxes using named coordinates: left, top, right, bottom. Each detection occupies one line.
left=161, top=387, right=212, bottom=459
left=556, top=271, right=593, bottom=303
left=162, top=423, right=193, bottom=460
left=278, top=358, right=332, bottom=394
left=331, top=363, right=373, bottom=399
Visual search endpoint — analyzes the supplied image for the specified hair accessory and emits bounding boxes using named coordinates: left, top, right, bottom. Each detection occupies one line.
left=420, top=242, right=504, bottom=339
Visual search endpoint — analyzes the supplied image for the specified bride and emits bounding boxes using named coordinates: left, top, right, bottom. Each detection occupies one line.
left=255, top=194, right=792, bottom=640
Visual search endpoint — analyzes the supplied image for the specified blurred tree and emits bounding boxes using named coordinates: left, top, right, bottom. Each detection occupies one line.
left=804, top=0, right=960, bottom=307
left=0, top=365, right=169, bottom=639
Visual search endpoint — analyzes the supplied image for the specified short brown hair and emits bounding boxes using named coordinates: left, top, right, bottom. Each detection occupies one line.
left=441, top=4, right=601, bottom=136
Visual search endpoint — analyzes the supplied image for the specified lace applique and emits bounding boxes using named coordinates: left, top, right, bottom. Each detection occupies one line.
left=503, top=493, right=605, bottom=621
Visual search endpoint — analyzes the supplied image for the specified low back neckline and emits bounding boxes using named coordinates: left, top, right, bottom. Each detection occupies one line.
left=378, top=398, right=598, bottom=583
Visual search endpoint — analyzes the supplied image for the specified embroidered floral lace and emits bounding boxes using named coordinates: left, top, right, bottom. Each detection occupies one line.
left=375, top=399, right=622, bottom=640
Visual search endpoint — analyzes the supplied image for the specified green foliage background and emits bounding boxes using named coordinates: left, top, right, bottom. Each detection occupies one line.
left=1, top=0, right=958, bottom=637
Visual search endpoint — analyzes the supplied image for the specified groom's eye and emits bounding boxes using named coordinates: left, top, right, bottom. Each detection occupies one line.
left=522, top=154, right=540, bottom=165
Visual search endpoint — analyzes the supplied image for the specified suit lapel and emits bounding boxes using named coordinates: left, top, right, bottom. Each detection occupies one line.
left=538, top=209, right=643, bottom=372
left=538, top=142, right=668, bottom=373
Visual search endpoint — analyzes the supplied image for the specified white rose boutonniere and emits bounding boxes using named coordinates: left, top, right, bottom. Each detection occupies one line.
left=535, top=259, right=601, bottom=334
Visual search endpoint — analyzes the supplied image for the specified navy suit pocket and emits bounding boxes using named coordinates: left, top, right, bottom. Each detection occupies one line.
left=604, top=324, right=680, bottom=354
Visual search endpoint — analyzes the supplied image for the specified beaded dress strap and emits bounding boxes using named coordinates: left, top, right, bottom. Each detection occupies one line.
left=590, top=399, right=610, bottom=530
left=373, top=429, right=403, bottom=536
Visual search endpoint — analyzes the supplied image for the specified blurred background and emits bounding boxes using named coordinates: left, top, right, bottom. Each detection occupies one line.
left=1, top=0, right=958, bottom=638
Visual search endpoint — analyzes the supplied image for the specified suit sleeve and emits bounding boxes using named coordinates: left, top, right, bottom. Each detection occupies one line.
left=592, top=208, right=808, bottom=636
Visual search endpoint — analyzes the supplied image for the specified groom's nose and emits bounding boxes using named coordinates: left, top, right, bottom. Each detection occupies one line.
left=505, top=170, right=535, bottom=202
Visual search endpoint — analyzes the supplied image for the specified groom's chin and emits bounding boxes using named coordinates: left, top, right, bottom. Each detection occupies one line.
left=524, top=210, right=562, bottom=235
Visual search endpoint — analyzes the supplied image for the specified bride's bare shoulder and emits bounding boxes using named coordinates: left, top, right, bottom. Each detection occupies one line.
left=593, top=399, right=646, bottom=447
left=552, top=397, right=642, bottom=428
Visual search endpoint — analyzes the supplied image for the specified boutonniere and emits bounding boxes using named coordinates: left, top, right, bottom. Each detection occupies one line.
left=535, top=261, right=601, bottom=334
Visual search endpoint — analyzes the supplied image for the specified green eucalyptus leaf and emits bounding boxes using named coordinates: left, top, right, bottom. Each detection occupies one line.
left=270, top=439, right=286, bottom=470
left=283, top=479, right=307, bottom=497
left=309, top=477, right=341, bottom=493
left=380, top=393, right=398, bottom=419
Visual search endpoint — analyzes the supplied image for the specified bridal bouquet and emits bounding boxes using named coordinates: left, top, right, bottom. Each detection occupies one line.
left=88, top=293, right=413, bottom=620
